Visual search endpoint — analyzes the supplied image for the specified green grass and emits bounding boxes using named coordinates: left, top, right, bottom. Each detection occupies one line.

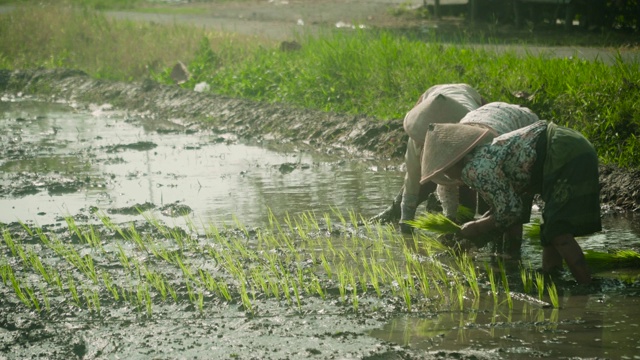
left=132, top=6, right=209, bottom=15
left=7, top=0, right=146, bottom=10
left=0, top=4, right=265, bottom=81
left=1, top=3, right=639, bottom=168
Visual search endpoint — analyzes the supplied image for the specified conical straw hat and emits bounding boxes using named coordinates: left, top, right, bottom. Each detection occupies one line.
left=403, top=93, right=473, bottom=145
left=420, top=123, right=494, bottom=184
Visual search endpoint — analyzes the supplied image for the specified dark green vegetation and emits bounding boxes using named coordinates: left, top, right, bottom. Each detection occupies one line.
left=0, top=1, right=639, bottom=169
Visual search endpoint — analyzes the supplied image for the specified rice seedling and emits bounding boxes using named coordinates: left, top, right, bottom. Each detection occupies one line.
left=0, top=263, right=10, bottom=285
left=534, top=271, right=545, bottom=300
left=331, top=206, right=348, bottom=228
left=497, top=259, right=513, bottom=309
left=523, top=220, right=541, bottom=239
left=547, top=282, right=560, bottom=308
left=369, top=266, right=382, bottom=298
left=455, top=281, right=466, bottom=311
left=519, top=264, right=534, bottom=294
left=84, top=287, right=101, bottom=313
left=67, top=275, right=81, bottom=306
left=311, top=276, right=326, bottom=300
left=102, top=273, right=120, bottom=301
left=337, top=265, right=348, bottom=302
left=291, top=276, right=303, bottom=310
left=116, top=243, right=131, bottom=270
left=320, top=253, right=333, bottom=279
left=2, top=230, right=18, bottom=256
left=584, top=249, right=640, bottom=272
left=456, top=253, right=480, bottom=299
left=456, top=206, right=476, bottom=223
left=348, top=209, right=360, bottom=231
left=26, top=250, right=50, bottom=283
left=323, top=213, right=333, bottom=234
left=196, top=290, right=205, bottom=312
left=52, top=270, right=64, bottom=294
left=24, top=286, right=40, bottom=312
left=9, top=272, right=29, bottom=307
left=349, top=272, right=359, bottom=312
left=413, top=263, right=430, bottom=299
left=406, top=212, right=461, bottom=235
left=400, top=278, right=412, bottom=312
left=40, top=285, right=51, bottom=312
left=168, top=284, right=179, bottom=303
left=136, top=283, right=153, bottom=316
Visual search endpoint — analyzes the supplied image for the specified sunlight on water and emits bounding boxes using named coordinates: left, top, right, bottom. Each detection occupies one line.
left=0, top=99, right=402, bottom=228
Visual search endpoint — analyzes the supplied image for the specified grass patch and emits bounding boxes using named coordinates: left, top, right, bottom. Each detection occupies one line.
left=132, top=6, right=210, bottom=15
left=0, top=4, right=270, bottom=80
left=1, top=3, right=639, bottom=168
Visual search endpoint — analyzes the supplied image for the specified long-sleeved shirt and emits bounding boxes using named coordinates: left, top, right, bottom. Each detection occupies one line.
left=402, top=84, right=482, bottom=213
left=461, top=120, right=547, bottom=227
left=433, top=102, right=540, bottom=217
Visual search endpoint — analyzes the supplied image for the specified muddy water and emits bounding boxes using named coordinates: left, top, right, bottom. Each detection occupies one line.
left=369, top=213, right=640, bottom=359
left=2, top=98, right=640, bottom=359
left=371, top=293, right=640, bottom=359
left=0, top=98, right=402, bottom=228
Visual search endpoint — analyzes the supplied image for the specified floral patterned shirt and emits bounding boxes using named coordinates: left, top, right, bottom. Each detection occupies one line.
left=461, top=120, right=547, bottom=227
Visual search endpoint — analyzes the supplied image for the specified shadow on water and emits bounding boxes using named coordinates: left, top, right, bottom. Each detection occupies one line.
left=2, top=97, right=640, bottom=358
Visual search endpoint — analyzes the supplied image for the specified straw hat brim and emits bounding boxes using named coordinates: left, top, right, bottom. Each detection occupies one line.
left=420, top=123, right=495, bottom=184
left=403, top=93, right=473, bottom=145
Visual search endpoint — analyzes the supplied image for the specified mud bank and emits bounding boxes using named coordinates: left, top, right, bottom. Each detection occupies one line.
left=2, top=68, right=639, bottom=213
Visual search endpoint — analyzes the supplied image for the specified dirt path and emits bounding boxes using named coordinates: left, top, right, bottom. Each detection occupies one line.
left=104, top=0, right=640, bottom=64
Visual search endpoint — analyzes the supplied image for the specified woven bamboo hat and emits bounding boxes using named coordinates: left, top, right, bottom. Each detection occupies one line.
left=403, top=93, right=473, bottom=145
left=419, top=123, right=495, bottom=184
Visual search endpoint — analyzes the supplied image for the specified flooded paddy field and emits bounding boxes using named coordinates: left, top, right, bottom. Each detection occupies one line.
left=0, top=99, right=401, bottom=228
left=1, top=76, right=640, bottom=359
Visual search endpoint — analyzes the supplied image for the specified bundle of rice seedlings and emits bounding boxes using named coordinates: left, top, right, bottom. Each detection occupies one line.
left=456, top=206, right=475, bottom=223
left=523, top=219, right=541, bottom=238
left=584, top=249, right=640, bottom=272
left=406, top=212, right=461, bottom=235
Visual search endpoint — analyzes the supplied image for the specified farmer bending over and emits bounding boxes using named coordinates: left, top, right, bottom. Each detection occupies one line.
left=371, top=83, right=486, bottom=233
left=419, top=121, right=601, bottom=284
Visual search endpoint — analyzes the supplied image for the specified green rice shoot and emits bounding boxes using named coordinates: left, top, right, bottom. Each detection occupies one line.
left=523, top=219, right=541, bottom=239
left=407, top=212, right=461, bottom=235
left=584, top=249, right=640, bottom=272
left=456, top=206, right=476, bottom=223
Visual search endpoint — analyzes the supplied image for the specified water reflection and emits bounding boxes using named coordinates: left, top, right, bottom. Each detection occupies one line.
left=0, top=99, right=403, bottom=227
left=371, top=293, right=640, bottom=359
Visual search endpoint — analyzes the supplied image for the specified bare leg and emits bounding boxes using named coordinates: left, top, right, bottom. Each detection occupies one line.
left=502, top=223, right=523, bottom=256
left=547, top=233, right=591, bottom=285
left=370, top=182, right=438, bottom=224
left=369, top=187, right=403, bottom=224
left=417, top=181, right=438, bottom=206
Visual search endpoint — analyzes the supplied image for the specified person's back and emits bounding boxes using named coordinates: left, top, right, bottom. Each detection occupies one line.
left=460, top=102, right=539, bottom=135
